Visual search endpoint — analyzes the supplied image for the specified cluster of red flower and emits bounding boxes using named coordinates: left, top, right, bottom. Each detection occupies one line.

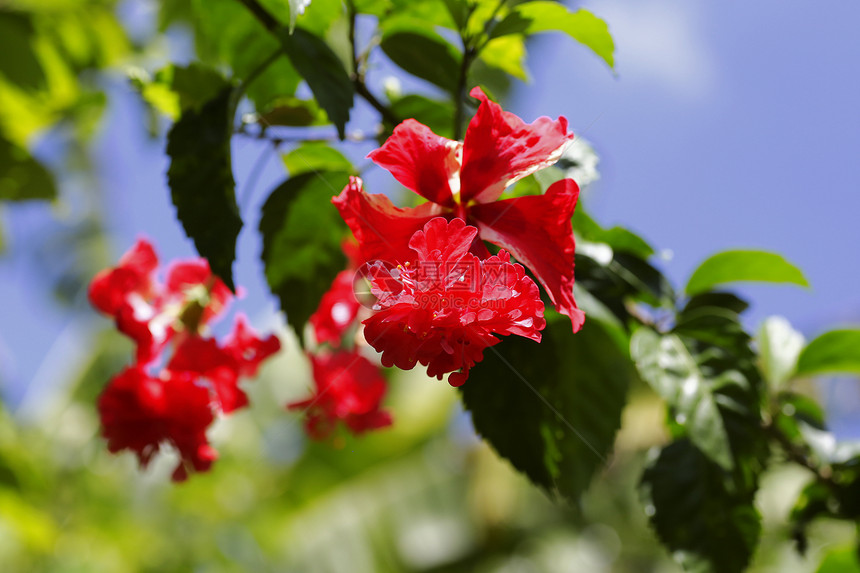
left=89, top=239, right=280, bottom=481
left=90, top=88, right=583, bottom=476
left=287, top=88, right=583, bottom=439
left=287, top=239, right=393, bottom=440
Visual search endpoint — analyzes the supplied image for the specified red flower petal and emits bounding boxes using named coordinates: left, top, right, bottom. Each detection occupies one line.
left=98, top=366, right=217, bottom=480
left=332, top=176, right=443, bottom=265
left=287, top=350, right=391, bottom=440
left=363, top=217, right=546, bottom=385
left=168, top=336, right=247, bottom=413
left=165, top=260, right=233, bottom=326
left=88, top=238, right=158, bottom=316
left=367, top=119, right=460, bottom=207
left=310, top=271, right=361, bottom=347
left=460, top=87, right=574, bottom=204
left=408, top=216, right=477, bottom=263
left=222, top=314, right=281, bottom=378
left=470, top=179, right=585, bottom=332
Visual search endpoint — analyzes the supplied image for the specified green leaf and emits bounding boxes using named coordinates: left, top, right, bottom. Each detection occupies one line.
left=641, top=439, right=762, bottom=573
left=0, top=137, right=56, bottom=201
left=818, top=546, right=860, bottom=573
left=459, top=316, right=632, bottom=502
left=796, top=329, right=860, bottom=376
left=259, top=171, right=349, bottom=339
left=685, top=250, right=809, bottom=296
left=380, top=29, right=461, bottom=93
left=281, top=142, right=353, bottom=177
left=166, top=87, right=242, bottom=291
left=0, top=12, right=46, bottom=92
left=574, top=208, right=654, bottom=259
left=490, top=3, right=615, bottom=69
left=188, top=0, right=302, bottom=111
left=278, top=27, right=353, bottom=138
left=756, top=316, right=805, bottom=389
left=388, top=94, right=455, bottom=138
left=441, top=0, right=468, bottom=30
left=131, top=63, right=229, bottom=120
left=256, top=97, right=328, bottom=127
left=631, top=328, right=734, bottom=470
left=479, top=35, right=528, bottom=81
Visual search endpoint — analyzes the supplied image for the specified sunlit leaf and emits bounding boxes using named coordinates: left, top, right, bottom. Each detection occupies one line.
left=685, top=250, right=809, bottom=295
left=281, top=142, right=353, bottom=177
left=166, top=87, right=242, bottom=290
left=817, top=545, right=860, bottom=573
left=460, top=316, right=632, bottom=502
left=796, top=329, right=860, bottom=376
left=641, top=439, right=761, bottom=573
left=259, top=171, right=349, bottom=339
left=480, top=35, right=528, bottom=81
left=490, top=3, right=615, bottom=69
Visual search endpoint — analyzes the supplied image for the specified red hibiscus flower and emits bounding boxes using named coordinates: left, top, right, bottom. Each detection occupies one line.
left=362, top=217, right=545, bottom=387
left=309, top=270, right=361, bottom=348
left=98, top=366, right=218, bottom=482
left=91, top=240, right=281, bottom=481
left=88, top=238, right=233, bottom=363
left=333, top=87, right=584, bottom=332
left=288, top=350, right=392, bottom=440
left=166, top=314, right=280, bottom=414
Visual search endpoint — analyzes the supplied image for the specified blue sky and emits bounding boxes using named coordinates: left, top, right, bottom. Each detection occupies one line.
left=1, top=0, right=858, bottom=432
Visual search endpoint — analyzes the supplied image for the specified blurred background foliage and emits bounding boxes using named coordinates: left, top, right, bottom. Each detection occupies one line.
left=1, top=1, right=859, bottom=572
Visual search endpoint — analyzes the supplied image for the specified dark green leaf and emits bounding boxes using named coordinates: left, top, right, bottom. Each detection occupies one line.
left=281, top=142, right=353, bottom=177
left=279, top=27, right=353, bottom=138
left=388, top=94, right=455, bottom=138
left=166, top=87, right=242, bottom=291
left=380, top=30, right=461, bottom=93
left=575, top=250, right=673, bottom=324
left=133, top=63, right=230, bottom=119
left=0, top=137, right=56, bottom=201
left=641, top=439, right=762, bottom=573
left=460, top=316, right=632, bottom=502
left=490, top=3, right=614, bottom=69
left=685, top=249, right=809, bottom=296
left=631, top=328, right=734, bottom=470
left=259, top=171, right=349, bottom=339
left=796, top=329, right=860, bottom=377
left=256, top=97, right=328, bottom=127
left=169, top=63, right=231, bottom=113
left=0, top=12, right=46, bottom=92
left=670, top=294, right=768, bottom=473
left=441, top=0, right=468, bottom=30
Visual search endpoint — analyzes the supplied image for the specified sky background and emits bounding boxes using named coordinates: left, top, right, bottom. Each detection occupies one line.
left=1, top=0, right=858, bottom=433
